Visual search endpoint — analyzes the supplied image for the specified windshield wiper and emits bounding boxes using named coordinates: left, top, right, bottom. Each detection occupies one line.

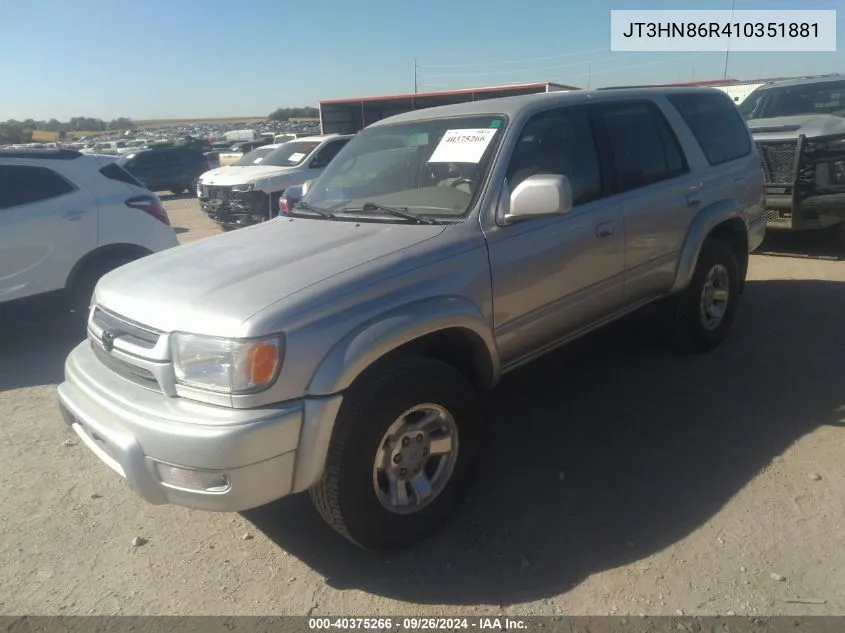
left=339, top=202, right=439, bottom=225
left=290, top=201, right=337, bottom=219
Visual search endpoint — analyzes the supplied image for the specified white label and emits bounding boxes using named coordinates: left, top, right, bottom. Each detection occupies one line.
left=288, top=152, right=306, bottom=162
left=610, top=10, right=836, bottom=52
left=428, top=128, right=498, bottom=164
left=253, top=157, right=263, bottom=164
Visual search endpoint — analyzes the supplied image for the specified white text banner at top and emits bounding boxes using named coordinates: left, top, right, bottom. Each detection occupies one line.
left=610, top=10, right=836, bottom=52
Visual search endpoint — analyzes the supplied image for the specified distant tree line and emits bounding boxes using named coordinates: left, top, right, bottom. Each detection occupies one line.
left=267, top=107, right=319, bottom=121
left=0, top=117, right=136, bottom=144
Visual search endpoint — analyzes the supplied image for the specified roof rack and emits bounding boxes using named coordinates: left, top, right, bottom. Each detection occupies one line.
left=0, top=149, right=82, bottom=160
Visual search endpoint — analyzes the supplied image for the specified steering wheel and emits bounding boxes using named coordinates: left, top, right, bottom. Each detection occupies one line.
left=449, top=177, right=474, bottom=189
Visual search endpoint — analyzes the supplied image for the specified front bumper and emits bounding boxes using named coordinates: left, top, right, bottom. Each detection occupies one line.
left=200, top=190, right=270, bottom=228
left=57, top=341, right=339, bottom=512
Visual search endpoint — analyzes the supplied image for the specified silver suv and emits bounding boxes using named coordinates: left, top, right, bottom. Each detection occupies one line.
left=57, top=87, right=765, bottom=550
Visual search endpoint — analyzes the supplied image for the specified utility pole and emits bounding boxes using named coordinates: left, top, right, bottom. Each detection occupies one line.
left=413, top=58, right=418, bottom=94
left=587, top=63, right=591, bottom=89
left=723, top=0, right=736, bottom=79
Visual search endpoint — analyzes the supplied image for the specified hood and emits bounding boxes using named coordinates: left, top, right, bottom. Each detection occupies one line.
left=95, top=218, right=447, bottom=337
left=199, top=164, right=298, bottom=186
left=747, top=114, right=845, bottom=139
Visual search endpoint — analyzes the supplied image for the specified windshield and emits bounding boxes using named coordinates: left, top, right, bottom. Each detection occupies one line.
left=739, top=80, right=845, bottom=120
left=233, top=146, right=276, bottom=166
left=303, top=115, right=506, bottom=221
left=260, top=141, right=320, bottom=167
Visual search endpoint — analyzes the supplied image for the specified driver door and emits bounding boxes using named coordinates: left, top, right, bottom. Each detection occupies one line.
left=484, top=105, right=627, bottom=367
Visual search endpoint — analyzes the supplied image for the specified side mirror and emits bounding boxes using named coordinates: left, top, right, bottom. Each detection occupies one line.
left=501, top=174, right=573, bottom=224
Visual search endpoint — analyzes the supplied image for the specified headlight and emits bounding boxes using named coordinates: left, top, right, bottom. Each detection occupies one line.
left=231, top=183, right=254, bottom=193
left=171, top=333, right=283, bottom=393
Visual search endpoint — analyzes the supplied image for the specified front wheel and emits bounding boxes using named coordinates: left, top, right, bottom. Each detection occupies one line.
left=310, top=355, right=480, bottom=550
left=658, top=237, right=740, bottom=353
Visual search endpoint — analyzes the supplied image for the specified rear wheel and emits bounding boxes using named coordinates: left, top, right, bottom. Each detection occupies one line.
left=310, top=354, right=480, bottom=550
left=658, top=237, right=740, bottom=353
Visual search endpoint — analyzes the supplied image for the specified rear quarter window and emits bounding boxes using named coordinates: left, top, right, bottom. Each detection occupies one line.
left=668, top=92, right=752, bottom=166
left=99, top=162, right=145, bottom=188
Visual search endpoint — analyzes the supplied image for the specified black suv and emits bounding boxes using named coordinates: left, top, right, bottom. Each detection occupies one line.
left=117, top=146, right=211, bottom=195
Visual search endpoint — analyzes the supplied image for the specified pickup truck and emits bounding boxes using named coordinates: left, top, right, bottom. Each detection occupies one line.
left=197, top=135, right=352, bottom=230
left=739, top=74, right=845, bottom=242
left=58, top=87, right=764, bottom=550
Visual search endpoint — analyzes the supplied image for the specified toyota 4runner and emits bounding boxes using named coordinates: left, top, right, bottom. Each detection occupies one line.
left=57, top=87, right=765, bottom=550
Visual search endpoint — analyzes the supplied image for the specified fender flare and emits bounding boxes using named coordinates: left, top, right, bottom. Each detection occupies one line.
left=307, top=296, right=500, bottom=396
left=670, top=200, right=747, bottom=294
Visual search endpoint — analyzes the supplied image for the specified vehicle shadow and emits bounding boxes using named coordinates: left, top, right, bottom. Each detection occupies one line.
left=172, top=227, right=190, bottom=235
left=245, top=278, right=845, bottom=606
left=0, top=307, right=86, bottom=392
left=756, top=229, right=845, bottom=261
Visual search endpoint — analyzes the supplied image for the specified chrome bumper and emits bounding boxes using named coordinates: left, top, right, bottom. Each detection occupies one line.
left=57, top=341, right=340, bottom=512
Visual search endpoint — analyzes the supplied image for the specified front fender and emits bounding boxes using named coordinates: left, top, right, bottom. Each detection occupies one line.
left=307, top=296, right=499, bottom=396
left=670, top=199, right=747, bottom=294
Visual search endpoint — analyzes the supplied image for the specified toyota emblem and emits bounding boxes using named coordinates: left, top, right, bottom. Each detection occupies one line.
left=101, top=329, right=117, bottom=353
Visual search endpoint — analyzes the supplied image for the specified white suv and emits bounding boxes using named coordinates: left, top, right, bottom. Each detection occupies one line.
left=0, top=149, right=178, bottom=313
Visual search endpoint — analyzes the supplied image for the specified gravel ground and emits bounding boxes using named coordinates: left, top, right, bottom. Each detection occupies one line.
left=1, top=196, right=843, bottom=616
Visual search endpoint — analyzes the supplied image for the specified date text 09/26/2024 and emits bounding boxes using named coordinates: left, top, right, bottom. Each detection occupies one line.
left=308, top=618, right=528, bottom=630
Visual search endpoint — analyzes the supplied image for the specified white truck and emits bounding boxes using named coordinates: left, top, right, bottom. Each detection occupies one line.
left=222, top=129, right=260, bottom=143
left=197, top=134, right=352, bottom=230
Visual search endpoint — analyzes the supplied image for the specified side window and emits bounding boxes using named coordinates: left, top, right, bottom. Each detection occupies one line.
left=313, top=139, right=350, bottom=168
left=130, top=152, right=160, bottom=167
left=599, top=101, right=689, bottom=192
left=667, top=92, right=752, bottom=165
left=505, top=106, right=602, bottom=206
left=0, top=165, right=76, bottom=210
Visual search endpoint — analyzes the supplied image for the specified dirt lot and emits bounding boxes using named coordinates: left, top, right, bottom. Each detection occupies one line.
left=1, top=196, right=843, bottom=616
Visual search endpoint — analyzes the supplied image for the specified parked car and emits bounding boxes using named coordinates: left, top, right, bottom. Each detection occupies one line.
left=117, top=146, right=212, bottom=195
left=217, top=140, right=273, bottom=167
left=0, top=149, right=177, bottom=314
left=198, top=135, right=352, bottom=230
left=57, top=87, right=764, bottom=550
left=739, top=74, right=845, bottom=241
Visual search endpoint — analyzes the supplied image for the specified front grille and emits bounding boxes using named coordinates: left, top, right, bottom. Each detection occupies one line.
left=92, top=307, right=160, bottom=349
left=89, top=306, right=165, bottom=393
left=764, top=208, right=793, bottom=228
left=202, top=185, right=231, bottom=201
left=91, top=343, right=163, bottom=392
left=757, top=141, right=798, bottom=185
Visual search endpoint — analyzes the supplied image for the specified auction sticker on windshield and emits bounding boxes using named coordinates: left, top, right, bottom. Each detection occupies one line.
left=428, top=128, right=498, bottom=164
left=288, top=152, right=306, bottom=162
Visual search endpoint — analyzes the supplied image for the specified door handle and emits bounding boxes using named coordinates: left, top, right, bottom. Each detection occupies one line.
left=596, top=221, right=615, bottom=239
left=62, top=210, right=88, bottom=221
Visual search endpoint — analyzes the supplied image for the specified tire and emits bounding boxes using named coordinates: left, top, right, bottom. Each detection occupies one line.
left=658, top=237, right=740, bottom=353
left=69, top=254, right=139, bottom=314
left=310, top=354, right=480, bottom=550
left=169, top=188, right=187, bottom=195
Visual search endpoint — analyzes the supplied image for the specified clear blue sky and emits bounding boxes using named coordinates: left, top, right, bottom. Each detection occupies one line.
left=0, top=0, right=841, bottom=121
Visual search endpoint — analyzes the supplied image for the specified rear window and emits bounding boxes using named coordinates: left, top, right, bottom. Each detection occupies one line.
left=99, top=162, right=145, bottom=188
left=668, top=93, right=752, bottom=166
